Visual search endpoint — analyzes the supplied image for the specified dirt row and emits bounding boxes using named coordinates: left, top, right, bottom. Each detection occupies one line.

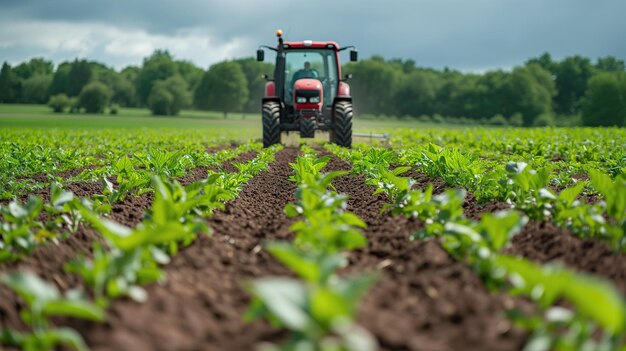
left=71, top=147, right=299, bottom=351
left=323, top=154, right=529, bottom=351
left=2, top=146, right=625, bottom=351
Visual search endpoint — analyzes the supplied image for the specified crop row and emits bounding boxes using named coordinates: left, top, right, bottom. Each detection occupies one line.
left=0, top=143, right=279, bottom=350
left=0, top=141, right=261, bottom=263
left=247, top=145, right=377, bottom=351
left=332, top=139, right=626, bottom=253
left=391, top=127, right=626, bottom=179
left=0, top=128, right=251, bottom=199
left=325, top=143, right=626, bottom=350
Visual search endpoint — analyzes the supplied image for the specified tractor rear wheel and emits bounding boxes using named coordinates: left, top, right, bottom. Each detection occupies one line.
left=330, top=101, right=352, bottom=148
left=262, top=102, right=281, bottom=147
left=300, top=117, right=315, bottom=138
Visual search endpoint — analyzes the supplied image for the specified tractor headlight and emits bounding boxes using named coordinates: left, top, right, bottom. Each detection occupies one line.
left=309, top=96, right=321, bottom=103
left=296, top=96, right=307, bottom=104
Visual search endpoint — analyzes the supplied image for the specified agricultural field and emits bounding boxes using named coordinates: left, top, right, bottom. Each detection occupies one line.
left=1, top=126, right=626, bottom=351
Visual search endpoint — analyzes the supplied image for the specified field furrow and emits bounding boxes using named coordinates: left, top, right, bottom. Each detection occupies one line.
left=71, top=147, right=298, bottom=351
left=0, top=146, right=259, bottom=336
left=322, top=152, right=528, bottom=351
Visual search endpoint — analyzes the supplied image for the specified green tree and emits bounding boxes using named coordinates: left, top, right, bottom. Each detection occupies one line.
left=136, top=50, right=177, bottom=105
left=394, top=69, right=440, bottom=116
left=13, top=58, right=54, bottom=80
left=0, top=62, right=20, bottom=103
left=91, top=65, right=136, bottom=107
left=526, top=52, right=556, bottom=74
left=147, top=75, right=191, bottom=115
left=176, top=60, right=204, bottom=91
left=49, top=63, right=71, bottom=96
left=78, top=81, right=112, bottom=113
left=596, top=56, right=626, bottom=72
left=343, top=58, right=401, bottom=115
left=111, top=78, right=136, bottom=107
left=234, top=58, right=274, bottom=113
left=21, top=74, right=53, bottom=104
left=47, top=94, right=70, bottom=113
left=506, top=65, right=555, bottom=126
left=67, top=59, right=94, bottom=97
left=194, top=61, right=248, bottom=118
left=554, top=56, right=594, bottom=114
left=148, top=84, right=173, bottom=115
left=166, top=75, right=191, bottom=114
left=581, top=72, right=626, bottom=126
left=470, top=70, right=509, bottom=118
left=435, top=70, right=476, bottom=118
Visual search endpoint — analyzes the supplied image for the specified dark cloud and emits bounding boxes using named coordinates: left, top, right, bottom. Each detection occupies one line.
left=1, top=0, right=625, bottom=70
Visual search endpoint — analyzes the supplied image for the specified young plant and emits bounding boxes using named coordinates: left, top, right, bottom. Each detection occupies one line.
left=134, top=149, right=190, bottom=178
left=67, top=177, right=208, bottom=305
left=246, top=276, right=377, bottom=351
left=0, top=272, right=105, bottom=351
left=590, top=170, right=626, bottom=249
left=248, top=146, right=377, bottom=350
left=43, top=182, right=84, bottom=234
left=497, top=256, right=626, bottom=350
left=0, top=196, right=50, bottom=262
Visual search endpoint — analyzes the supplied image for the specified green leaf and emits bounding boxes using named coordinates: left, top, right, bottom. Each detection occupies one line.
left=246, top=278, right=313, bottom=331
left=8, top=202, right=28, bottom=219
left=497, top=255, right=626, bottom=333
left=391, top=166, right=411, bottom=176
left=565, top=274, right=625, bottom=333
left=22, top=327, right=89, bottom=351
left=506, top=161, right=528, bottom=174
left=0, top=272, right=59, bottom=306
left=311, top=287, right=349, bottom=328
left=267, top=242, right=321, bottom=282
left=558, top=183, right=585, bottom=206
left=478, top=211, right=528, bottom=252
left=590, top=169, right=613, bottom=196
left=341, top=212, right=367, bottom=228
left=42, top=300, right=106, bottom=321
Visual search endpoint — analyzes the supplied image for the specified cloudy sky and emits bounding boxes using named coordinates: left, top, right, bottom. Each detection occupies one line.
left=0, top=0, right=624, bottom=72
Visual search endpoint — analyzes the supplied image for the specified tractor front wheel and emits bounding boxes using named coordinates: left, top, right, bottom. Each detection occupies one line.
left=262, top=102, right=281, bottom=147
left=300, top=117, right=315, bottom=138
left=330, top=101, right=352, bottom=148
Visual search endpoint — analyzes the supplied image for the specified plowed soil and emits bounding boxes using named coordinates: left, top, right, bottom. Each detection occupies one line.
left=0, top=146, right=253, bottom=332
left=1, top=145, right=623, bottom=351
left=323, top=153, right=528, bottom=351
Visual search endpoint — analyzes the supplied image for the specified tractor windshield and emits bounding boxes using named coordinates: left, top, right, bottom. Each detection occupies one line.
left=284, top=49, right=338, bottom=106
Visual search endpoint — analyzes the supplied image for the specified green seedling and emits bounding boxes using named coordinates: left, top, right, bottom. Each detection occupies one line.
left=0, top=272, right=105, bottom=351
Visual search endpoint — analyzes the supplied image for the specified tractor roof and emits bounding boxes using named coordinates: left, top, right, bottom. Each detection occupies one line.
left=282, top=41, right=340, bottom=50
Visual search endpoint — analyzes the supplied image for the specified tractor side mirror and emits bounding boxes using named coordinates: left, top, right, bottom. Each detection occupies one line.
left=257, top=49, right=265, bottom=62
left=343, top=74, right=353, bottom=81
left=350, top=49, right=358, bottom=62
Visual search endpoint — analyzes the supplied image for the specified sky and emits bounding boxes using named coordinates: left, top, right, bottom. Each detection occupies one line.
left=0, top=0, right=625, bottom=72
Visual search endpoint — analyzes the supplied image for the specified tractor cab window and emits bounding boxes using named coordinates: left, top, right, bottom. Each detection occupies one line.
left=284, top=49, right=338, bottom=106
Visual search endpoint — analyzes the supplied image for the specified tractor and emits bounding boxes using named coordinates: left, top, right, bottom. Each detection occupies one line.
left=256, top=30, right=358, bottom=148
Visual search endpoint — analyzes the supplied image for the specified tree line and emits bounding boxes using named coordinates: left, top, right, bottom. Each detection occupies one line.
left=0, top=50, right=625, bottom=126
left=345, top=53, right=626, bottom=126
left=0, top=50, right=271, bottom=117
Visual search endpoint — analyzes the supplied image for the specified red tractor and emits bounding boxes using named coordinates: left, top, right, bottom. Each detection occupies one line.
left=256, top=30, right=358, bottom=148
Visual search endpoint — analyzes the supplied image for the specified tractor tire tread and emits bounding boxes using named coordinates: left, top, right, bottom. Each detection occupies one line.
left=331, top=101, right=353, bottom=148
left=262, top=102, right=281, bottom=147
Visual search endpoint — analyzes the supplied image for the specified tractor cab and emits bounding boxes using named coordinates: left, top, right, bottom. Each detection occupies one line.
left=257, top=30, right=357, bottom=148
left=281, top=42, right=339, bottom=108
